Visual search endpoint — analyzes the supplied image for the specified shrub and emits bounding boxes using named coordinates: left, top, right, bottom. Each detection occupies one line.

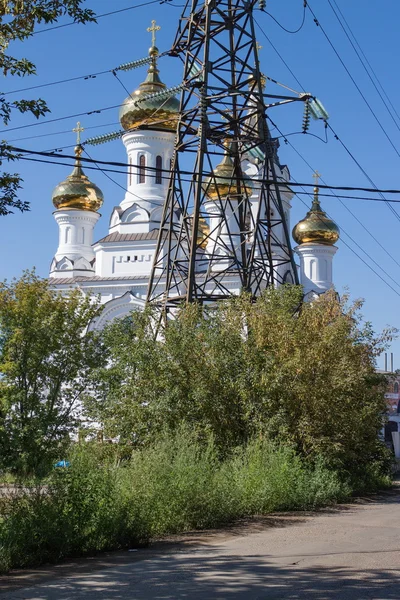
left=0, top=430, right=352, bottom=572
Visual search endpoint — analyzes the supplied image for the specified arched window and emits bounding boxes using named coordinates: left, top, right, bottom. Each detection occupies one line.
left=156, top=155, right=162, bottom=184
left=129, top=157, right=132, bottom=186
left=138, top=154, right=146, bottom=184
left=394, top=382, right=399, bottom=394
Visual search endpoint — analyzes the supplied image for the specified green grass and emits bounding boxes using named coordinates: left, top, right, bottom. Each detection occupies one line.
left=0, top=430, right=370, bottom=573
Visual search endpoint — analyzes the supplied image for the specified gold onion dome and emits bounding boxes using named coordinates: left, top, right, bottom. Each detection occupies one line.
left=197, top=217, right=210, bottom=249
left=188, top=213, right=210, bottom=249
left=52, top=145, right=104, bottom=212
left=203, top=143, right=253, bottom=200
left=119, top=46, right=180, bottom=132
left=292, top=183, right=340, bottom=246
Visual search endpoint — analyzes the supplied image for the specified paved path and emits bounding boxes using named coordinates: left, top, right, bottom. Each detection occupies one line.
left=1, top=486, right=400, bottom=599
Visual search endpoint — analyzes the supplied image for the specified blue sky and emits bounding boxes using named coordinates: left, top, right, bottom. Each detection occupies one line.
left=1, top=0, right=400, bottom=367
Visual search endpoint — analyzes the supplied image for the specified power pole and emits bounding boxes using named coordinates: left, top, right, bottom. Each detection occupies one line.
left=147, top=0, right=299, bottom=313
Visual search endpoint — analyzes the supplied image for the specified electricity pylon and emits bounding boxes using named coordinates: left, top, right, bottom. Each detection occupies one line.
left=147, top=0, right=299, bottom=312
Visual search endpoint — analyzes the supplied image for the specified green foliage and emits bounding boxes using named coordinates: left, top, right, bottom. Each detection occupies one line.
left=0, top=271, right=105, bottom=476
left=89, top=287, right=393, bottom=478
left=0, top=430, right=350, bottom=573
left=0, top=1, right=96, bottom=215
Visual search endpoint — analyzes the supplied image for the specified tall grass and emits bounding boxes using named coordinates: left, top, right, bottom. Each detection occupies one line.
left=0, top=431, right=353, bottom=572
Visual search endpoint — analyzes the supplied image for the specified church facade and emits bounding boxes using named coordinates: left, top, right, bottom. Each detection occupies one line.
left=48, top=37, right=340, bottom=327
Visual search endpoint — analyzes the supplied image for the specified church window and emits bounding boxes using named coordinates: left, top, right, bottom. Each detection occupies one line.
left=395, top=382, right=399, bottom=394
left=129, top=157, right=133, bottom=186
left=65, top=226, right=70, bottom=244
left=156, top=155, right=162, bottom=184
left=138, top=154, right=146, bottom=184
left=81, top=227, right=85, bottom=244
left=310, top=259, right=316, bottom=281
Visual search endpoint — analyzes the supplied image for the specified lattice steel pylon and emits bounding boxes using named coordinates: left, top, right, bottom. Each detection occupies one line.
left=146, top=0, right=299, bottom=312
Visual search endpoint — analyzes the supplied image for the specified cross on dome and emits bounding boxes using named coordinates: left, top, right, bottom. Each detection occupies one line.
left=73, top=121, right=84, bottom=145
left=312, top=170, right=321, bottom=187
left=147, top=19, right=161, bottom=47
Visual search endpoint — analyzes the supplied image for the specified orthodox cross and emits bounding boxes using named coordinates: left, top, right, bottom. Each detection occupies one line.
left=73, top=121, right=84, bottom=145
left=147, top=19, right=161, bottom=47
left=313, top=170, right=321, bottom=187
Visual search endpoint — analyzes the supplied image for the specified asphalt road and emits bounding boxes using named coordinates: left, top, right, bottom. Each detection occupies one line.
left=1, top=485, right=400, bottom=599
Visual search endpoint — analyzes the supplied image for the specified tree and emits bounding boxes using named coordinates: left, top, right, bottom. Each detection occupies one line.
left=0, top=0, right=96, bottom=215
left=89, top=287, right=394, bottom=480
left=0, top=271, right=104, bottom=476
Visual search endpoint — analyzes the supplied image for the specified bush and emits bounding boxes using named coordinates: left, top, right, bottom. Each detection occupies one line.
left=0, top=430, right=352, bottom=572
left=89, top=288, right=394, bottom=479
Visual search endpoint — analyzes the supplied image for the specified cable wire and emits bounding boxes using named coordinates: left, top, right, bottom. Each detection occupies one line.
left=326, top=121, right=400, bottom=224
left=11, top=143, right=400, bottom=197
left=267, top=115, right=400, bottom=273
left=292, top=177, right=400, bottom=296
left=31, top=1, right=162, bottom=36
left=306, top=1, right=400, bottom=163
left=265, top=1, right=307, bottom=34
left=326, top=0, right=400, bottom=135
left=329, top=0, right=400, bottom=125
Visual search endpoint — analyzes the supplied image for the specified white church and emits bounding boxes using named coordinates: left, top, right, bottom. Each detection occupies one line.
left=48, top=36, right=340, bottom=327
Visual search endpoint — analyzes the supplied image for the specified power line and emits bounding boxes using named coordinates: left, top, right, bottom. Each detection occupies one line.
left=4, top=69, right=111, bottom=97
left=0, top=104, right=121, bottom=134
left=294, top=191, right=400, bottom=203
left=329, top=0, right=400, bottom=125
left=82, top=148, right=150, bottom=206
left=17, top=149, right=400, bottom=298
left=31, top=1, right=163, bottom=36
left=326, top=122, right=400, bottom=224
left=4, top=50, right=170, bottom=97
left=7, top=122, right=120, bottom=144
left=306, top=1, right=400, bottom=163
left=265, top=1, right=307, bottom=35
left=326, top=0, right=400, bottom=135
left=267, top=115, right=400, bottom=277
left=254, top=15, right=400, bottom=226
left=11, top=143, right=400, bottom=198
left=253, top=16, right=305, bottom=91
left=292, top=177, right=400, bottom=297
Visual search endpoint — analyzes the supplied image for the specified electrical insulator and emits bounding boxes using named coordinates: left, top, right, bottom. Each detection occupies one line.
left=302, top=100, right=310, bottom=133
left=259, top=0, right=266, bottom=10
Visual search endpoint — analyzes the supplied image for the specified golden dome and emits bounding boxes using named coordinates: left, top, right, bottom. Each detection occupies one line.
left=203, top=143, right=253, bottom=200
left=119, top=46, right=180, bottom=132
left=188, top=214, right=210, bottom=249
left=52, top=145, right=104, bottom=212
left=197, top=217, right=210, bottom=249
left=292, top=188, right=340, bottom=246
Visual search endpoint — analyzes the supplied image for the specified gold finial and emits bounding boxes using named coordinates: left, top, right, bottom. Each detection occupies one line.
left=147, top=19, right=161, bottom=47
left=312, top=170, right=322, bottom=206
left=73, top=121, right=84, bottom=145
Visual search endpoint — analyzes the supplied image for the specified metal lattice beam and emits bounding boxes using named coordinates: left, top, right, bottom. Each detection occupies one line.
left=147, top=0, right=299, bottom=312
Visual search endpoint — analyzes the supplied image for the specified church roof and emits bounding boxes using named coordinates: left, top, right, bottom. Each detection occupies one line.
left=95, top=231, right=160, bottom=244
left=48, top=275, right=146, bottom=285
